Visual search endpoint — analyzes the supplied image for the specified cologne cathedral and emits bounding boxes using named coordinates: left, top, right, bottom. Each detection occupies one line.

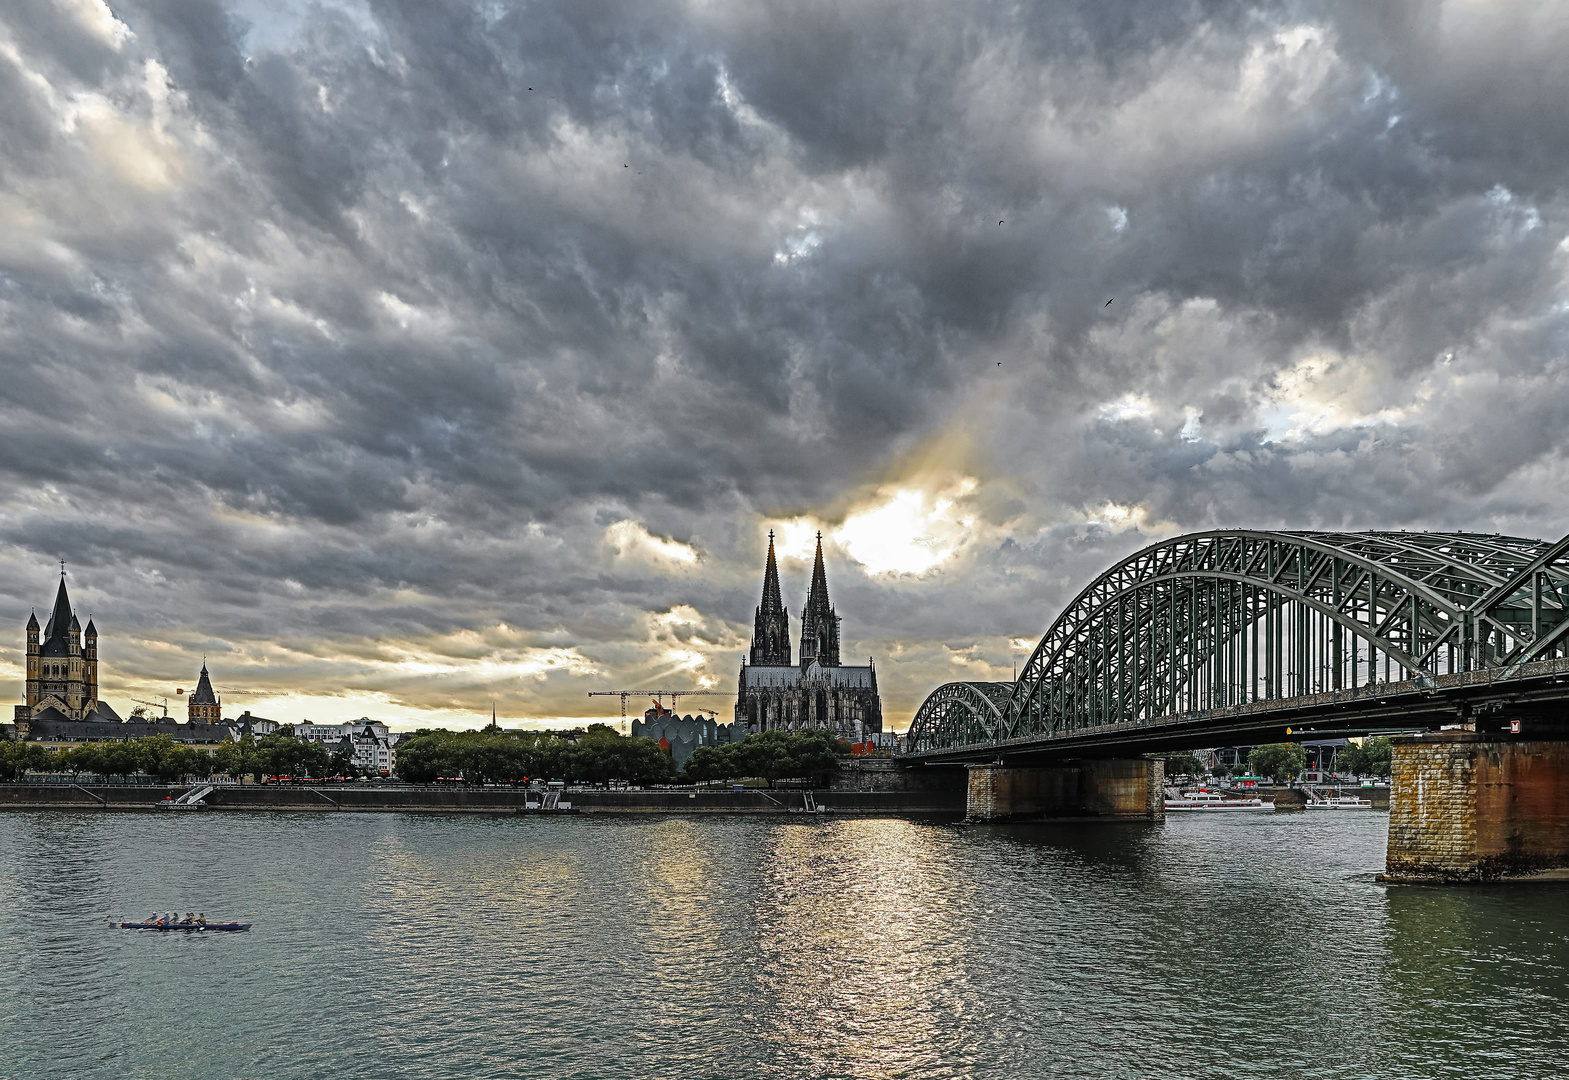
left=734, top=532, right=883, bottom=740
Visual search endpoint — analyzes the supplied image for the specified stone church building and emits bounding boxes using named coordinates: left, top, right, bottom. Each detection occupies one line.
left=734, top=532, right=883, bottom=740
left=16, top=572, right=119, bottom=723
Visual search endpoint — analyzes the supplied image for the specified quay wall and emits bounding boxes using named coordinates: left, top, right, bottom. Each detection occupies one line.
left=829, top=758, right=966, bottom=792
left=0, top=783, right=965, bottom=817
left=965, top=759, right=1163, bottom=822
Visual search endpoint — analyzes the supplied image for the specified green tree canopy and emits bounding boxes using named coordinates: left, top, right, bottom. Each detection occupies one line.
left=1161, top=752, right=1206, bottom=779
left=1248, top=742, right=1307, bottom=783
left=101, top=742, right=142, bottom=780
left=1337, top=737, right=1392, bottom=778
left=683, top=743, right=742, bottom=784
left=680, top=729, right=849, bottom=788
left=329, top=741, right=361, bottom=778
left=393, top=727, right=677, bottom=786
left=0, top=740, right=50, bottom=781
left=215, top=734, right=261, bottom=783
left=253, top=730, right=330, bottom=779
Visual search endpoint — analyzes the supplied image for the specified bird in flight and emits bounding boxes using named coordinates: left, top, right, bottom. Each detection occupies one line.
left=1105, top=298, right=1113, bottom=307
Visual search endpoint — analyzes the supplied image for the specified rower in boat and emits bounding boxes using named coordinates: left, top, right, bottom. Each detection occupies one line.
left=115, top=903, right=246, bottom=932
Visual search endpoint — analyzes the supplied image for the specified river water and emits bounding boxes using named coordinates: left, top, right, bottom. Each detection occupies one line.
left=0, top=810, right=1564, bottom=1080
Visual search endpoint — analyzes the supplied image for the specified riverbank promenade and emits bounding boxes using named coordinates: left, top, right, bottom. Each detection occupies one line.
left=0, top=782, right=965, bottom=816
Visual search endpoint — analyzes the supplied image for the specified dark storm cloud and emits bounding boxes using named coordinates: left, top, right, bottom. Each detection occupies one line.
left=3, top=0, right=1569, bottom=723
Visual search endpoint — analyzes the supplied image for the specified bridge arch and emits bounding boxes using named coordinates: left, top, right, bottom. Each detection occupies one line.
left=905, top=681, right=1013, bottom=751
left=907, top=529, right=1569, bottom=755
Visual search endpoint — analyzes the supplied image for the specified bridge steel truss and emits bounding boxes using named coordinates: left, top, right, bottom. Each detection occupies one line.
left=907, top=530, right=1569, bottom=756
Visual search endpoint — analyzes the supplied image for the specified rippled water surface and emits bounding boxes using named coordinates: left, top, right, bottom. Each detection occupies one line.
left=1, top=810, right=1565, bottom=1079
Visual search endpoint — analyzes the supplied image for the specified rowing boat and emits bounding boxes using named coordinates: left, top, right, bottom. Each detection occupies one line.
left=118, top=922, right=250, bottom=932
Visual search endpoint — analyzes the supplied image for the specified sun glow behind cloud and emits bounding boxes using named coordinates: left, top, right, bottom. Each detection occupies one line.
left=834, top=479, right=980, bottom=576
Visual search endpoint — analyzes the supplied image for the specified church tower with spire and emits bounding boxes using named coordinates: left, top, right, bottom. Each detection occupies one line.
left=187, top=662, right=221, bottom=724
left=734, top=528, right=882, bottom=740
left=19, top=568, right=105, bottom=722
left=749, top=531, right=793, bottom=666
left=797, top=533, right=841, bottom=669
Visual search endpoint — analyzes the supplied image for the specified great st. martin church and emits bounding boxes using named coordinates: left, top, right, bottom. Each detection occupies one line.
left=734, top=532, right=883, bottom=740
left=17, top=571, right=119, bottom=723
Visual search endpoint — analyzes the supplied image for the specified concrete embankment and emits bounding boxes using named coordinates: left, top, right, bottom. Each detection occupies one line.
left=0, top=783, right=966, bottom=817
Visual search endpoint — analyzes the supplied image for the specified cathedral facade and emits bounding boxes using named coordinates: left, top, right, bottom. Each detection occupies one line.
left=734, top=532, right=883, bottom=740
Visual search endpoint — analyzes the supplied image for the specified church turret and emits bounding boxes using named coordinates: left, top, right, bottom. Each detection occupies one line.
left=83, top=619, right=98, bottom=706
left=188, top=662, right=221, bottom=724
left=799, top=532, right=840, bottom=668
left=25, top=611, right=39, bottom=710
left=749, top=531, right=793, bottom=666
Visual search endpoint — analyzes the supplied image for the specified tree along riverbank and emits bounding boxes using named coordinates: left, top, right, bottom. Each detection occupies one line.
left=2, top=723, right=861, bottom=789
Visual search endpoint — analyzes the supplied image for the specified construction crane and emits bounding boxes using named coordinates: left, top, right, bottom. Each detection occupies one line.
left=169, top=685, right=262, bottom=699
left=588, top=690, right=725, bottom=717
left=129, top=697, right=172, bottom=719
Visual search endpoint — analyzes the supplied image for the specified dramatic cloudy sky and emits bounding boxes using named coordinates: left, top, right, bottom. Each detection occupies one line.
left=3, top=0, right=1569, bottom=730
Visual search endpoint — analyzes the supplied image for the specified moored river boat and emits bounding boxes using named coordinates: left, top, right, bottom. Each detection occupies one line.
left=1305, top=792, right=1375, bottom=809
left=1164, top=790, right=1275, bottom=813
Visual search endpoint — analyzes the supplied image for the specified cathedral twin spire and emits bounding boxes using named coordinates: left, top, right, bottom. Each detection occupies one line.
left=748, top=530, right=841, bottom=669
left=749, top=531, right=792, bottom=666
left=799, top=532, right=840, bottom=668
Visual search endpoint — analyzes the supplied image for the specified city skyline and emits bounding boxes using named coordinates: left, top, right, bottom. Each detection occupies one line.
left=6, top=2, right=1569, bottom=730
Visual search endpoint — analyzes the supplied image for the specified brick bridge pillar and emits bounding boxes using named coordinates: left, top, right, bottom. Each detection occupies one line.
left=965, top=759, right=1163, bottom=823
left=1383, top=734, right=1569, bottom=883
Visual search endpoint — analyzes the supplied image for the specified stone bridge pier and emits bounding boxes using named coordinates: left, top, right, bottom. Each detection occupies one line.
left=965, top=759, right=1163, bottom=822
left=1384, top=733, right=1569, bottom=882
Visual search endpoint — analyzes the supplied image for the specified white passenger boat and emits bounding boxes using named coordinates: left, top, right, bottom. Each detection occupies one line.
left=1305, top=793, right=1375, bottom=809
left=1164, top=790, right=1275, bottom=813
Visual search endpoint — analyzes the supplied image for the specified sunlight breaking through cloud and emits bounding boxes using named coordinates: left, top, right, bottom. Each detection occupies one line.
left=835, top=480, right=980, bottom=576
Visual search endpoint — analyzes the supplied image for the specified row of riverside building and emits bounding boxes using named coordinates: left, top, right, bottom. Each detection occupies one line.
left=16, top=535, right=895, bottom=775
left=6, top=572, right=400, bottom=776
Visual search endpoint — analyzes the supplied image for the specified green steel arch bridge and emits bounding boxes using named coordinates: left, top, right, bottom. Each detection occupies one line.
left=904, top=529, right=1569, bottom=763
